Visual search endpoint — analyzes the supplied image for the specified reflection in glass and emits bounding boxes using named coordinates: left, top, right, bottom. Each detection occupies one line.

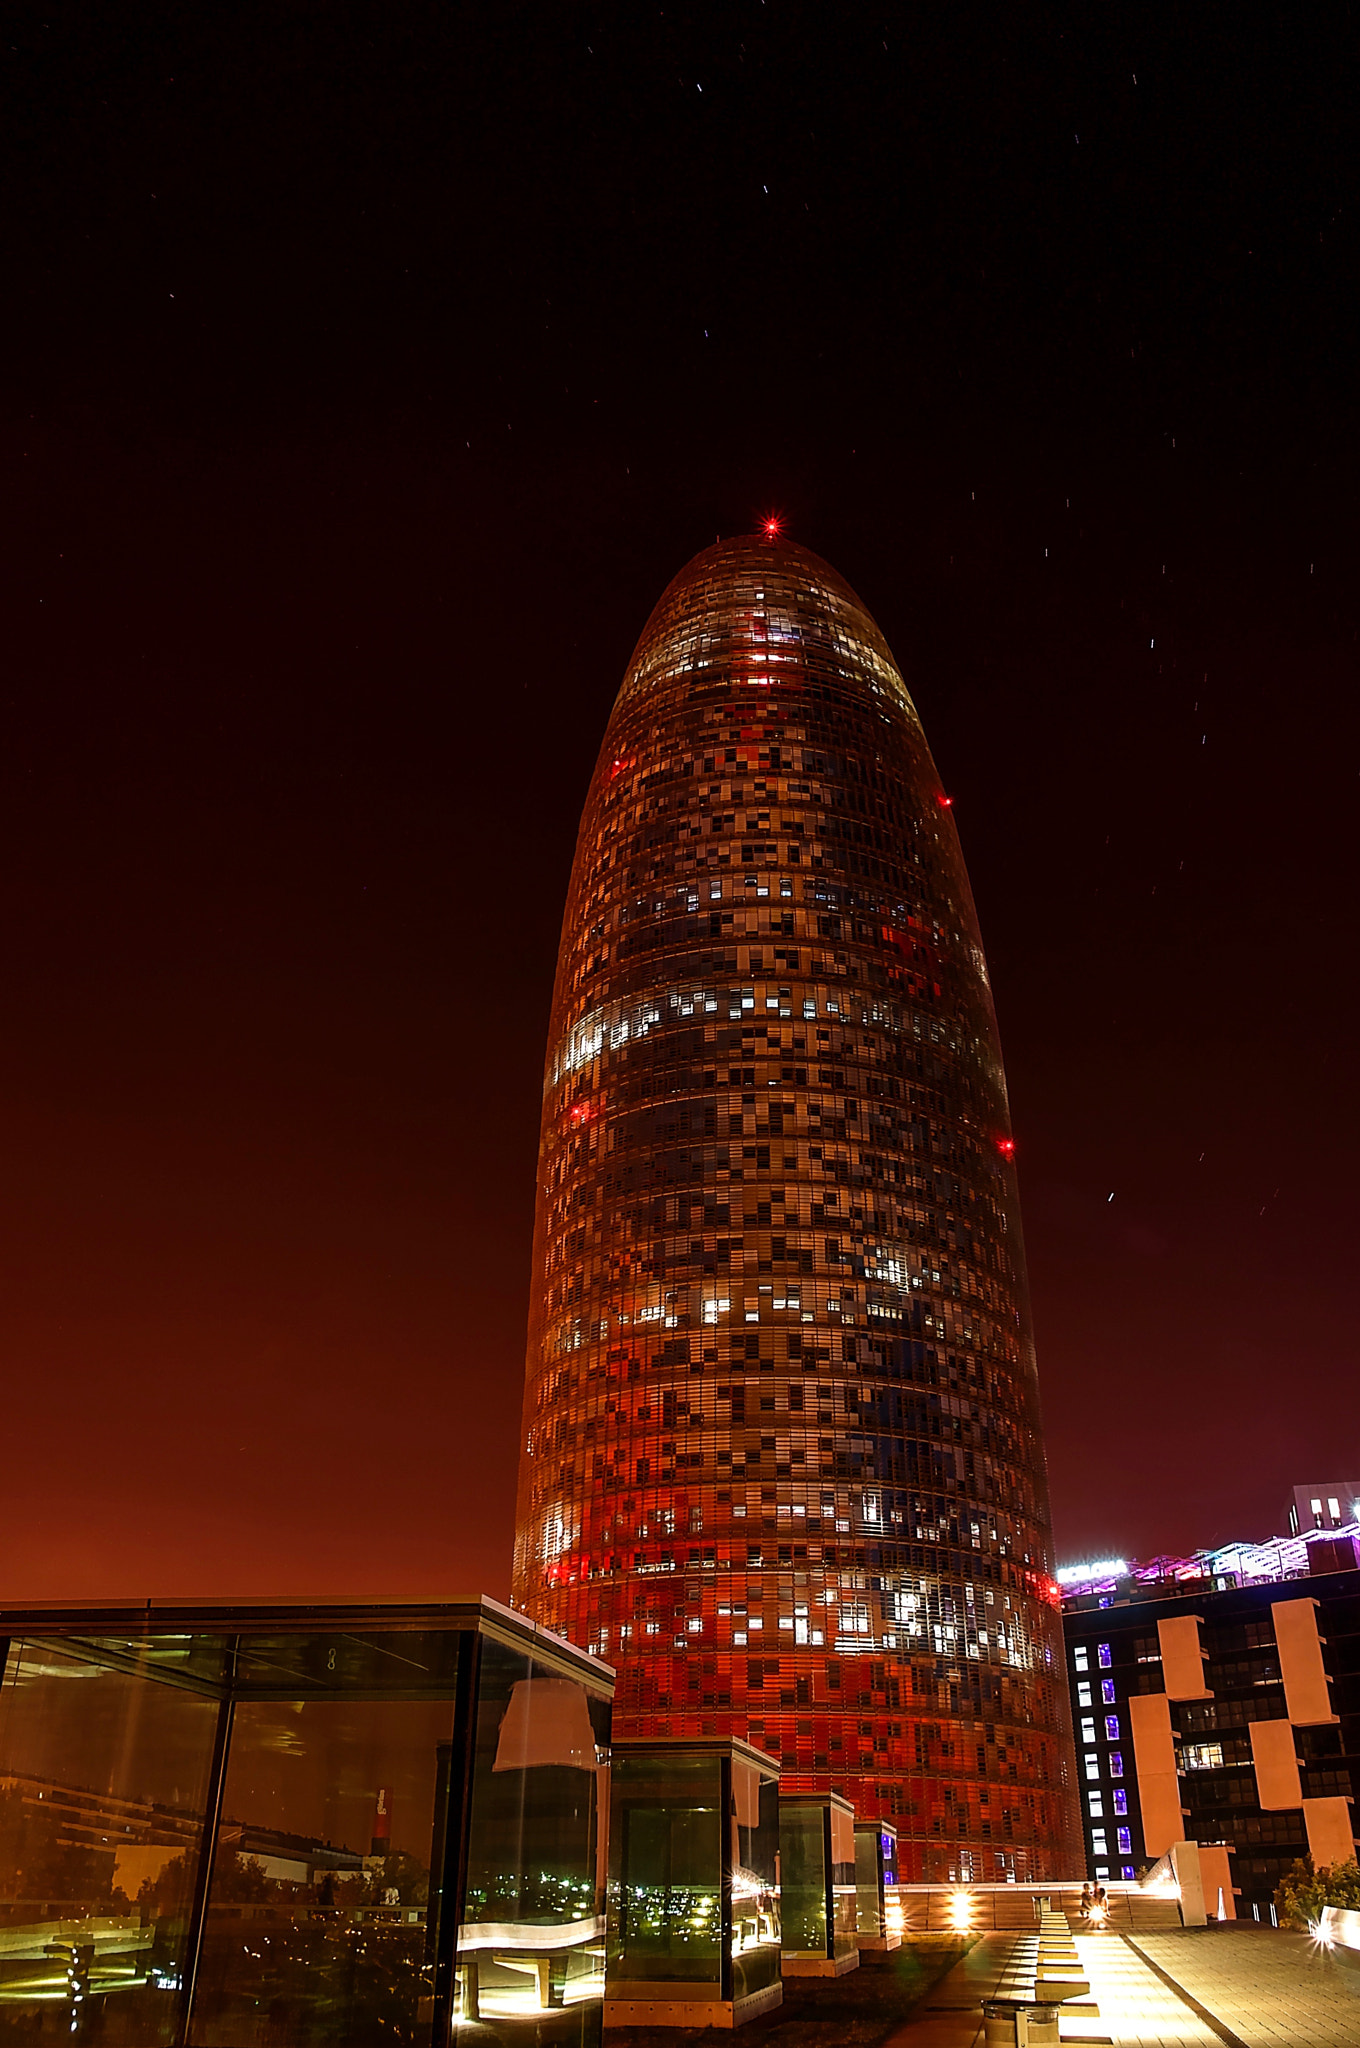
left=0, top=1602, right=613, bottom=2048
left=0, top=1640, right=219, bottom=2043
left=854, top=1821, right=900, bottom=1949
left=606, top=1740, right=780, bottom=2025
left=779, top=1794, right=858, bottom=1975
left=611, top=1754, right=722, bottom=1994
left=456, top=1640, right=609, bottom=2035
left=730, top=1762, right=780, bottom=2008
left=188, top=1693, right=455, bottom=2045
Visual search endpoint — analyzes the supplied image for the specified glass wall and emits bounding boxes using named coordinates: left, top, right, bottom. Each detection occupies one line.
left=854, top=1824, right=884, bottom=1941
left=853, top=1821, right=899, bottom=1946
left=0, top=1606, right=612, bottom=2048
left=778, top=1802, right=827, bottom=1961
left=189, top=1694, right=456, bottom=2045
left=780, top=1795, right=857, bottom=1969
left=729, top=1757, right=780, bottom=2008
left=605, top=1741, right=779, bottom=2020
left=0, top=1636, right=222, bottom=2043
left=607, top=1751, right=723, bottom=2001
left=828, top=1799, right=857, bottom=1965
left=457, top=1636, right=610, bottom=2036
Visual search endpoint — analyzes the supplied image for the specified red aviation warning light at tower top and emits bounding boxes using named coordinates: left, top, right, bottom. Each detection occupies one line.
left=511, top=532, right=1081, bottom=1881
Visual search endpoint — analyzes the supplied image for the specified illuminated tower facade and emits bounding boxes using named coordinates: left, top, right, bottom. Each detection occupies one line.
left=512, top=534, right=1081, bottom=1880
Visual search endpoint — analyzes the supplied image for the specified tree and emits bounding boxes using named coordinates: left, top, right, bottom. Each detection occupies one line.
left=355, top=1851, right=429, bottom=1910
left=137, top=1850, right=198, bottom=1918
left=0, top=1782, right=112, bottom=1903
left=207, top=1852, right=272, bottom=1904
left=1274, top=1856, right=1360, bottom=1930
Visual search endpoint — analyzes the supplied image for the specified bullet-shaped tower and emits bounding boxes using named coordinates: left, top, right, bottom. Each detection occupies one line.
left=512, top=534, right=1081, bottom=1880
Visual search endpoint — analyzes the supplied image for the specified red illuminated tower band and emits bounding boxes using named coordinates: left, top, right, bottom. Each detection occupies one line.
left=512, top=535, right=1081, bottom=1880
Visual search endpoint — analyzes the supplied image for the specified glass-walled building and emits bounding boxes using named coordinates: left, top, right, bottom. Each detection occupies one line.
left=778, top=1793, right=858, bottom=1975
left=604, top=1737, right=780, bottom=2028
left=854, top=1820, right=900, bottom=1949
left=512, top=531, right=1081, bottom=1881
left=0, top=1598, right=612, bottom=2046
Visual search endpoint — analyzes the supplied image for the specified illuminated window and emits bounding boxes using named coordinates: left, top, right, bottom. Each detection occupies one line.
left=1113, top=1790, right=1128, bottom=1816
left=1097, top=1644, right=1112, bottom=1669
left=1101, top=1678, right=1116, bottom=1706
left=1182, top=1741, right=1225, bottom=1771
left=1091, top=1829, right=1107, bottom=1854
left=1076, top=1681, right=1092, bottom=1708
left=1088, top=1793, right=1104, bottom=1818
left=1074, top=1647, right=1089, bottom=1673
left=1104, top=1715, right=1120, bottom=1741
left=1117, top=1827, right=1132, bottom=1855
left=1109, top=1752, right=1123, bottom=1778
left=1080, top=1719, right=1095, bottom=1743
left=1084, top=1755, right=1100, bottom=1781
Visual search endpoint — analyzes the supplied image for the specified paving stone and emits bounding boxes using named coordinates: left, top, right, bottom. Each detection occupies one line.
left=883, top=1921, right=1360, bottom=2048
left=1130, top=1925, right=1360, bottom=2048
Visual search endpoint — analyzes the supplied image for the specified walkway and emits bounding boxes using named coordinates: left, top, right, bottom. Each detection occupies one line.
left=883, top=1921, right=1360, bottom=2048
left=1129, top=1925, right=1360, bottom=2048
left=1074, top=1932, right=1218, bottom=2047
left=882, top=1932, right=1022, bottom=2047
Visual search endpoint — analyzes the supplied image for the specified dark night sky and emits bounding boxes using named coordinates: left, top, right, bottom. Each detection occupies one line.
left=1, top=4, right=1356, bottom=1599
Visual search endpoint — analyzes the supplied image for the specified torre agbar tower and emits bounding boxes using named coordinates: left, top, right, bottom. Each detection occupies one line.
left=512, top=534, right=1081, bottom=1880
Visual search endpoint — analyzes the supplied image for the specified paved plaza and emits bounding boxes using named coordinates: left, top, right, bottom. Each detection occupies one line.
left=1128, top=1925, right=1360, bottom=2048
left=878, top=1921, right=1360, bottom=2048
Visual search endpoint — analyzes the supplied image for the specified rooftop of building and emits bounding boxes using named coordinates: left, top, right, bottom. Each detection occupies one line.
left=0, top=1593, right=615, bottom=1690
left=1057, top=1521, right=1360, bottom=1608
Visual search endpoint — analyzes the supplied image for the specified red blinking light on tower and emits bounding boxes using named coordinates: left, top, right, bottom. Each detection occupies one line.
left=997, top=1137, right=1016, bottom=1158
left=762, top=516, right=781, bottom=539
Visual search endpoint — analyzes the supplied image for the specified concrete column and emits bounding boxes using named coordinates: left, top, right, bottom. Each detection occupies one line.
left=1303, top=1796, right=1357, bottom=1871
left=1128, top=1693, right=1182, bottom=1859
left=1170, top=1840, right=1206, bottom=1926
left=1271, top=1599, right=1338, bottom=1725
left=1157, top=1616, right=1211, bottom=1701
left=1249, top=1718, right=1302, bottom=1809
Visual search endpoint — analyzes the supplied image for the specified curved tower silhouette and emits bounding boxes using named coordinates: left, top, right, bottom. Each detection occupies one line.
left=512, top=534, right=1080, bottom=1880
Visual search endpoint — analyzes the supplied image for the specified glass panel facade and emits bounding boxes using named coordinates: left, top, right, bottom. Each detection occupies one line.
left=781, top=1795, right=857, bottom=1965
left=458, top=1638, right=609, bottom=2030
left=605, top=1738, right=779, bottom=2015
left=829, top=1800, right=857, bottom=1962
left=854, top=1827, right=880, bottom=1936
left=731, top=1767, right=780, bottom=2006
left=0, top=1638, right=220, bottom=2044
left=779, top=1802, right=828, bottom=1959
left=853, top=1821, right=898, bottom=1941
left=189, top=1694, right=456, bottom=2045
left=608, top=1753, right=723, bottom=1994
left=0, top=1603, right=612, bottom=2048
left=512, top=533, right=1081, bottom=1881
